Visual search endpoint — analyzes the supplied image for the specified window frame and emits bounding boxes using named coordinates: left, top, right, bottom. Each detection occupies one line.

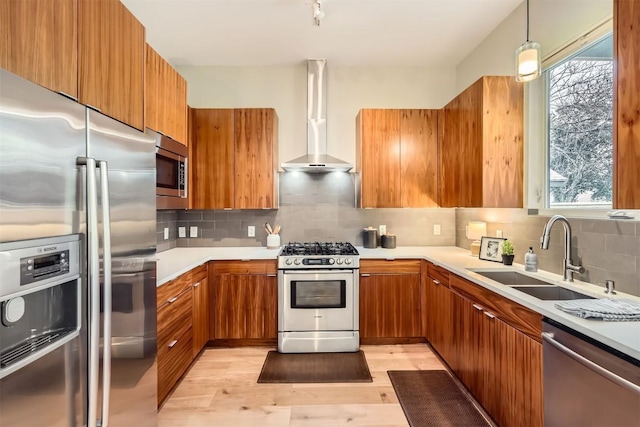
left=525, top=17, right=634, bottom=219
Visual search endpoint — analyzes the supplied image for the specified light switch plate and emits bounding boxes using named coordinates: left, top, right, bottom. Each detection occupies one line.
left=496, top=229, right=503, bottom=238
left=190, top=226, right=198, bottom=238
left=434, top=224, right=441, bottom=236
left=378, top=225, right=387, bottom=236
left=163, top=227, right=169, bottom=240
left=248, top=226, right=255, bottom=237
left=178, top=227, right=186, bottom=238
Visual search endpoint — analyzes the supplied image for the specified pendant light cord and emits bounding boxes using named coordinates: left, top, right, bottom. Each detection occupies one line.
left=526, top=0, right=530, bottom=42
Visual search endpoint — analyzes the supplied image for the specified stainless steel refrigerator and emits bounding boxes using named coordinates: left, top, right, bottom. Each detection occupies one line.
left=0, top=69, right=157, bottom=427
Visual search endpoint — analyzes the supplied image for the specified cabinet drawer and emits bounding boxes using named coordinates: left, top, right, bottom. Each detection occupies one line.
left=157, top=326, right=193, bottom=405
left=427, top=262, right=450, bottom=287
left=191, top=263, right=208, bottom=283
left=449, top=274, right=542, bottom=341
left=360, top=259, right=421, bottom=274
left=157, top=287, right=192, bottom=348
left=157, top=271, right=192, bottom=307
left=213, top=260, right=277, bottom=275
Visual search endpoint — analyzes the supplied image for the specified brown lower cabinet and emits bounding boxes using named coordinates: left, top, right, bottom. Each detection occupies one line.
left=156, top=262, right=209, bottom=407
left=449, top=274, right=543, bottom=427
left=359, top=260, right=422, bottom=341
left=422, top=261, right=455, bottom=363
left=212, top=260, right=277, bottom=340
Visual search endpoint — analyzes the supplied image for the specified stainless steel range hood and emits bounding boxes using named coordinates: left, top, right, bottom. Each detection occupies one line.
left=281, top=59, right=353, bottom=173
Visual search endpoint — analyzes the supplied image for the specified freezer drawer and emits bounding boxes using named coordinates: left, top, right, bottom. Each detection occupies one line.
left=543, top=320, right=640, bottom=427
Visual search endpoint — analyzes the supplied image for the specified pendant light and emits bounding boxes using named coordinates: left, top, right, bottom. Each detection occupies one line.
left=515, top=0, right=541, bottom=82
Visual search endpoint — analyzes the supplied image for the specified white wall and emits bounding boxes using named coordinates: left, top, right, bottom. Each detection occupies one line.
left=456, top=0, right=612, bottom=91
left=177, top=64, right=456, bottom=166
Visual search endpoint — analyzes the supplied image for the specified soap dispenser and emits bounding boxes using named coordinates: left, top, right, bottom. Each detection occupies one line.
left=525, top=247, right=538, bottom=272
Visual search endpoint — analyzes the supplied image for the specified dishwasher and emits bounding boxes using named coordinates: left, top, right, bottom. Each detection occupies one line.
left=543, top=319, right=640, bottom=426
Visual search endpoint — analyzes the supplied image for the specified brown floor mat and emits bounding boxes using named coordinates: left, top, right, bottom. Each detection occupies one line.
left=388, top=370, right=491, bottom=427
left=257, top=350, right=372, bottom=383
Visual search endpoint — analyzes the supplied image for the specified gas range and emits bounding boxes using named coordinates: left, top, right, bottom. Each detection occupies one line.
left=278, top=242, right=360, bottom=269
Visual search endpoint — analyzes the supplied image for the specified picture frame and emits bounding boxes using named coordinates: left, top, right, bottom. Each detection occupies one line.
left=479, top=237, right=507, bottom=262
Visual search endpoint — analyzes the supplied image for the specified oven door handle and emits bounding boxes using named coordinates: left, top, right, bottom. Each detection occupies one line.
left=280, top=269, right=356, bottom=275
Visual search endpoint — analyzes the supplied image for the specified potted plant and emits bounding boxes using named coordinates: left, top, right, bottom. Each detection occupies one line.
left=502, top=240, right=515, bottom=265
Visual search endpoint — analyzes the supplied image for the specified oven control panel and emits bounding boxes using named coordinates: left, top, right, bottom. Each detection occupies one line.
left=279, top=256, right=359, bottom=269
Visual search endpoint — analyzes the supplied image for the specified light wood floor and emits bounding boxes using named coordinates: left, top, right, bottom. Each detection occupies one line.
left=158, top=344, right=447, bottom=426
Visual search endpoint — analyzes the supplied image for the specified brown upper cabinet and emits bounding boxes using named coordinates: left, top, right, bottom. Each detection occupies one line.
left=439, top=76, right=524, bottom=208
left=79, top=0, right=145, bottom=131
left=356, top=109, right=439, bottom=208
left=614, top=0, right=640, bottom=209
left=145, top=44, right=188, bottom=145
left=190, top=108, right=279, bottom=209
left=0, top=0, right=78, bottom=97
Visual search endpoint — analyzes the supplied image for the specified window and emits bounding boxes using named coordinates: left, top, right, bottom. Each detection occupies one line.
left=545, top=33, right=613, bottom=209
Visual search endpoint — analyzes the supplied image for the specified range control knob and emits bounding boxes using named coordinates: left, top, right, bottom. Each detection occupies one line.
left=345, top=258, right=352, bottom=265
left=328, top=258, right=335, bottom=265
left=336, top=258, right=344, bottom=265
left=294, top=259, right=301, bottom=265
left=285, top=259, right=293, bottom=265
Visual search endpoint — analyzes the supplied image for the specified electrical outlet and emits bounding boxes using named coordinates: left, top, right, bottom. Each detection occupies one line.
left=378, top=225, right=387, bottom=236
left=163, top=227, right=169, bottom=240
left=496, top=229, right=503, bottom=238
left=190, top=226, right=198, bottom=238
left=434, top=224, right=441, bottom=236
left=178, top=227, right=186, bottom=238
left=248, top=226, right=255, bottom=237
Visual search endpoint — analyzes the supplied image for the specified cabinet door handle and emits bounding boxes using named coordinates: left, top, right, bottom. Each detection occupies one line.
left=168, top=340, right=178, bottom=348
left=432, top=279, right=441, bottom=286
left=267, top=274, right=277, bottom=277
left=472, top=304, right=483, bottom=311
left=193, top=282, right=200, bottom=288
left=361, top=274, right=371, bottom=277
left=483, top=311, right=496, bottom=319
left=168, top=296, right=178, bottom=303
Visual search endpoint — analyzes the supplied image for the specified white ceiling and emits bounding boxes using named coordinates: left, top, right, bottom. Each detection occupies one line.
left=122, top=0, right=523, bottom=67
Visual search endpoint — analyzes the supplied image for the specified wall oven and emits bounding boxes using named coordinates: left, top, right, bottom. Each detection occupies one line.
left=151, top=130, right=188, bottom=210
left=278, top=242, right=360, bottom=353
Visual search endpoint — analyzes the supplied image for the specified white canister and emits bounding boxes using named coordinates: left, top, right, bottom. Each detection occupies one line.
left=267, top=234, right=281, bottom=249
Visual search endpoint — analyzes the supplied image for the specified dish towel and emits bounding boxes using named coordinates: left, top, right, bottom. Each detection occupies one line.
left=555, top=298, right=640, bottom=321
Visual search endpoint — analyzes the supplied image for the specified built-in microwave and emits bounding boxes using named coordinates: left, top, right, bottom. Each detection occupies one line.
left=149, top=130, right=188, bottom=210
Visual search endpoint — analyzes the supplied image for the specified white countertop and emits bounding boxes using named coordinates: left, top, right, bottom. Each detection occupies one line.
left=156, top=245, right=640, bottom=361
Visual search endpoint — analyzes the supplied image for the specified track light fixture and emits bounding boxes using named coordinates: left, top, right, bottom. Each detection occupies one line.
left=515, top=0, right=541, bottom=82
left=312, top=0, right=325, bottom=26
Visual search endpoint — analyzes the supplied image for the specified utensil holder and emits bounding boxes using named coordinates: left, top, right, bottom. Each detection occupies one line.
left=363, top=229, right=378, bottom=248
left=267, top=234, right=281, bottom=249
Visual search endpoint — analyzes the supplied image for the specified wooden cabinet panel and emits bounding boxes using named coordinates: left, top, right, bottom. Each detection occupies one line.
left=356, top=109, right=401, bottom=207
left=157, top=326, right=193, bottom=406
left=357, top=109, right=438, bottom=208
left=494, top=317, right=543, bottom=427
left=449, top=274, right=542, bottom=341
left=157, top=271, right=192, bottom=308
left=191, top=109, right=235, bottom=209
left=0, top=0, right=77, bottom=97
left=400, top=109, right=439, bottom=207
left=423, top=270, right=453, bottom=361
left=360, top=259, right=421, bottom=274
left=192, top=271, right=210, bottom=357
left=157, top=287, right=192, bottom=348
left=360, top=273, right=421, bottom=338
left=213, top=268, right=277, bottom=340
left=79, top=0, right=144, bottom=130
left=145, top=44, right=188, bottom=145
left=213, top=260, right=277, bottom=275
left=439, top=76, right=523, bottom=208
left=614, top=0, right=640, bottom=208
left=234, top=108, right=278, bottom=209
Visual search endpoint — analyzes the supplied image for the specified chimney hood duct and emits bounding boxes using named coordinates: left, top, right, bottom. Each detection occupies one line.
left=281, top=59, right=353, bottom=172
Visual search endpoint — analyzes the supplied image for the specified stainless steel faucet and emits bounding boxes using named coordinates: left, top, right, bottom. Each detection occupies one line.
left=540, top=215, right=585, bottom=281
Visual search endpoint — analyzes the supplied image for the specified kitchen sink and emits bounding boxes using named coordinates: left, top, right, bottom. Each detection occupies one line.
left=471, top=270, right=554, bottom=287
left=509, top=286, right=594, bottom=300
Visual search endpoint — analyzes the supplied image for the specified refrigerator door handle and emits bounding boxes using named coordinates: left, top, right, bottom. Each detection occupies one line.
left=98, top=160, right=112, bottom=427
left=77, top=156, right=100, bottom=427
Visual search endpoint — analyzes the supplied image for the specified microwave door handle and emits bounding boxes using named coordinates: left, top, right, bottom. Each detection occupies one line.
left=77, top=156, right=100, bottom=427
left=98, top=161, right=112, bottom=427
left=182, top=157, right=188, bottom=199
